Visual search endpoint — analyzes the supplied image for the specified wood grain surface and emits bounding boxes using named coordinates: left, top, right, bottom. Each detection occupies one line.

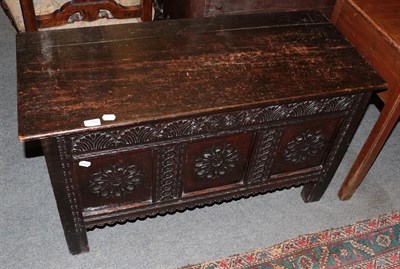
left=17, top=11, right=385, bottom=141
left=163, top=0, right=336, bottom=19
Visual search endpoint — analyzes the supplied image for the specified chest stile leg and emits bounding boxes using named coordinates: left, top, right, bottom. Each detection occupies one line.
left=41, top=137, right=89, bottom=255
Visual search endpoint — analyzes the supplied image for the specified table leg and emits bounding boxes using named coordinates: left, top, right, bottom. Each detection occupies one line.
left=301, top=180, right=330, bottom=203
left=42, top=137, right=89, bottom=254
left=338, top=92, right=400, bottom=200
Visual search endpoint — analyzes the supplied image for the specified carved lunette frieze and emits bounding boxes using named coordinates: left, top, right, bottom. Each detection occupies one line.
left=71, top=96, right=354, bottom=154
left=247, top=129, right=283, bottom=184
left=155, top=145, right=184, bottom=202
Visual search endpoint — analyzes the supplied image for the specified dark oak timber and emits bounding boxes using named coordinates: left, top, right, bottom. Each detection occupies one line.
left=41, top=138, right=89, bottom=254
left=17, top=11, right=385, bottom=254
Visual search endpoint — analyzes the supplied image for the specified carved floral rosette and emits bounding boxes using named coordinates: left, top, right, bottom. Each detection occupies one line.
left=194, top=144, right=241, bottom=180
left=89, top=163, right=143, bottom=199
left=283, top=130, right=327, bottom=164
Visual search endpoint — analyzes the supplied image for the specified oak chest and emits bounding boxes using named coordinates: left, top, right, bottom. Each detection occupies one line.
left=17, top=11, right=385, bottom=254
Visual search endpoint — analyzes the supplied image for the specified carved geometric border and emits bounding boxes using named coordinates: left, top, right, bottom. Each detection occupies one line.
left=56, top=136, right=84, bottom=233
left=247, top=129, right=283, bottom=184
left=155, top=145, right=184, bottom=202
left=71, top=95, right=355, bottom=154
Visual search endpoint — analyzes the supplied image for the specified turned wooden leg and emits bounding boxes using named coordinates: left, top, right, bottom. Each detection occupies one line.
left=19, top=0, right=38, bottom=32
left=142, top=0, right=153, bottom=21
left=42, top=138, right=89, bottom=254
left=338, top=92, right=400, bottom=200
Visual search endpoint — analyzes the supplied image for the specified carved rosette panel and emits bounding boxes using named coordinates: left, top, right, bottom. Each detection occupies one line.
left=72, top=96, right=354, bottom=154
left=82, top=93, right=368, bottom=229
left=194, top=144, right=241, bottom=180
left=156, top=145, right=184, bottom=202
left=247, top=129, right=283, bottom=184
left=89, top=163, right=143, bottom=199
left=283, top=130, right=327, bottom=164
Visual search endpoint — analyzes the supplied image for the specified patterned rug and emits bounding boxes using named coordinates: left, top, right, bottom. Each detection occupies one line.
left=181, top=210, right=400, bottom=269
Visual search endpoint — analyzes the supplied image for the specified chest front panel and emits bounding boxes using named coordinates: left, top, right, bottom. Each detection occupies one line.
left=67, top=93, right=361, bottom=227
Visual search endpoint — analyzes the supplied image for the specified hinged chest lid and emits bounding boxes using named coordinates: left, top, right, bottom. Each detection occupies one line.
left=17, top=11, right=385, bottom=141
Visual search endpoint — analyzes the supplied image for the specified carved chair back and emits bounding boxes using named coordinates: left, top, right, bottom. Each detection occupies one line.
left=19, top=0, right=152, bottom=32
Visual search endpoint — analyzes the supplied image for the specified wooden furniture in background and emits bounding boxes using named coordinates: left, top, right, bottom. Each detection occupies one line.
left=19, top=0, right=152, bottom=32
left=162, top=0, right=336, bottom=19
left=17, top=11, right=385, bottom=254
left=332, top=0, right=400, bottom=200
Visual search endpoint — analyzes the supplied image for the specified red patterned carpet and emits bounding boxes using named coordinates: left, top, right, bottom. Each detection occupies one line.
left=181, top=211, right=400, bottom=269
